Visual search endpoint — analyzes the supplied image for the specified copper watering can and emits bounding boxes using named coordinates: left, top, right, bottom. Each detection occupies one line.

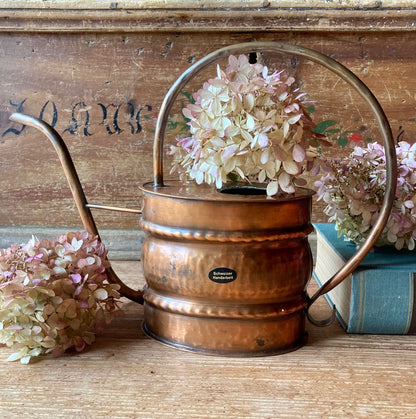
left=9, top=42, right=397, bottom=356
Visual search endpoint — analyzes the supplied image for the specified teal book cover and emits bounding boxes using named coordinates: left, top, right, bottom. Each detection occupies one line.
left=314, top=223, right=416, bottom=334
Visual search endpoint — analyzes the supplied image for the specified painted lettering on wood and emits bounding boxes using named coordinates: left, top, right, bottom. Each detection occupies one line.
left=1, top=99, right=152, bottom=140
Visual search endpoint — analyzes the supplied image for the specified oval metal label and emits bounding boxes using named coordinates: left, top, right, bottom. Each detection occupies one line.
left=208, top=267, right=237, bottom=284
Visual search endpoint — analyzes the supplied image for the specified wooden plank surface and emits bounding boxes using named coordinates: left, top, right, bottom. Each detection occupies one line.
left=0, top=226, right=145, bottom=260
left=0, top=260, right=415, bottom=419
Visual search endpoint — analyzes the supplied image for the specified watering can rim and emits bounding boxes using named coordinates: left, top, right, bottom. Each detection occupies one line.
left=139, top=180, right=315, bottom=203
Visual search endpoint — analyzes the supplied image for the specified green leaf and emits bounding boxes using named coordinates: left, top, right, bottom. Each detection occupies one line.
left=167, top=120, right=178, bottom=130
left=365, top=137, right=373, bottom=143
left=307, top=105, right=315, bottom=114
left=337, top=134, right=349, bottom=147
left=312, top=120, right=338, bottom=134
left=227, top=173, right=240, bottom=183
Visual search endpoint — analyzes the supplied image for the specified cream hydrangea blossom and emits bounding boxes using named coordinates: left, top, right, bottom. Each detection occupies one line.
left=169, top=54, right=322, bottom=195
left=0, top=232, right=122, bottom=363
left=315, top=141, right=416, bottom=250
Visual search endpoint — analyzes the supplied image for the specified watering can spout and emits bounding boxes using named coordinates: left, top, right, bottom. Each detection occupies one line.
left=8, top=112, right=144, bottom=304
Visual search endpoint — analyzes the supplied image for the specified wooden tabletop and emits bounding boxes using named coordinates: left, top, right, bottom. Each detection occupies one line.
left=1, top=260, right=415, bottom=418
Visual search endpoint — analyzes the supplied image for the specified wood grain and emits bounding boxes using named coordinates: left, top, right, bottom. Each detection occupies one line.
left=3, top=0, right=416, bottom=9
left=2, top=1, right=416, bottom=32
left=0, top=260, right=414, bottom=419
left=0, top=3, right=415, bottom=234
left=0, top=226, right=145, bottom=260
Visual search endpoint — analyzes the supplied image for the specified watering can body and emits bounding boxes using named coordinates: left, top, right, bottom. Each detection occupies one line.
left=139, top=181, right=314, bottom=355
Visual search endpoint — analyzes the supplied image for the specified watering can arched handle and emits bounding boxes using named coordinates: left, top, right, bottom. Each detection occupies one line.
left=9, top=112, right=144, bottom=304
left=151, top=41, right=397, bottom=325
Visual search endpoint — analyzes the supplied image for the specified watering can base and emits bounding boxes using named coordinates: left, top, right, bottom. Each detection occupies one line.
left=142, top=322, right=307, bottom=357
left=141, top=302, right=308, bottom=357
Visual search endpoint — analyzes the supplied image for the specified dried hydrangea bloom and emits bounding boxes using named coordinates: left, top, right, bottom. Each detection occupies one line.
left=315, top=141, right=416, bottom=250
left=0, top=232, right=122, bottom=363
left=169, top=54, right=322, bottom=195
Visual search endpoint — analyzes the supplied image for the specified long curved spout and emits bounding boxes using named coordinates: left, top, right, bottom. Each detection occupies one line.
left=9, top=112, right=100, bottom=236
left=8, top=113, right=144, bottom=304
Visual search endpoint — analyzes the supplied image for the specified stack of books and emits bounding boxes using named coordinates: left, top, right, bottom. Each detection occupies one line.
left=313, top=223, right=416, bottom=334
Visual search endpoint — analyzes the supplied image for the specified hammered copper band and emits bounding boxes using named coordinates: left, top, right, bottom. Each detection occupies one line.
left=140, top=219, right=314, bottom=243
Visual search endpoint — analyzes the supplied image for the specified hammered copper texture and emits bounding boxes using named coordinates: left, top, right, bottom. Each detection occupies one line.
left=139, top=181, right=313, bottom=356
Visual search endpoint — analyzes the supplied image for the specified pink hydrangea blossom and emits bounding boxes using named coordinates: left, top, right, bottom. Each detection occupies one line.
left=169, top=54, right=323, bottom=195
left=0, top=232, right=122, bottom=363
left=315, top=142, right=416, bottom=250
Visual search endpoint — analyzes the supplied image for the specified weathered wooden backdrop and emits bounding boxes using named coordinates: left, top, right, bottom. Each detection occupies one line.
left=1, top=1, right=416, bottom=257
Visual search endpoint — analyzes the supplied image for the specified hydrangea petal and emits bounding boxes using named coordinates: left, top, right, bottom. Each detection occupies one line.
left=266, top=181, right=279, bottom=196
left=293, top=144, right=306, bottom=163
left=283, top=160, right=299, bottom=175
left=258, top=133, right=269, bottom=148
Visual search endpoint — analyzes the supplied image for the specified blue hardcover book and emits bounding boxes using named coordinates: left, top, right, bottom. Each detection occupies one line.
left=313, top=223, right=416, bottom=334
